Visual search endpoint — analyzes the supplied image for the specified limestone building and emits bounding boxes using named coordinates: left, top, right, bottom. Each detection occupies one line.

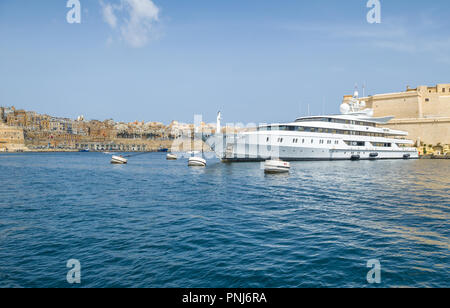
left=343, top=83, right=450, bottom=146
left=0, top=122, right=27, bottom=152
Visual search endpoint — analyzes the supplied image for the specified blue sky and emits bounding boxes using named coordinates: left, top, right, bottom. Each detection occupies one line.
left=0, top=0, right=449, bottom=124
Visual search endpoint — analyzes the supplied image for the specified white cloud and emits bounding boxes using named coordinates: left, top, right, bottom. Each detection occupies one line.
left=278, top=17, right=450, bottom=61
left=102, top=3, right=117, bottom=28
left=100, top=0, right=160, bottom=48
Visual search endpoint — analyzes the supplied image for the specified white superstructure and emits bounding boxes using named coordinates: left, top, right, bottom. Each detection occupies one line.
left=203, top=92, right=419, bottom=162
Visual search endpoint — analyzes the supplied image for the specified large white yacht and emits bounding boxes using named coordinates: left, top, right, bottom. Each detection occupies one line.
left=202, top=91, right=419, bottom=161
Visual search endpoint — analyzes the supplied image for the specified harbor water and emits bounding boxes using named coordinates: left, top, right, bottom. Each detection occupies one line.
left=0, top=152, right=448, bottom=287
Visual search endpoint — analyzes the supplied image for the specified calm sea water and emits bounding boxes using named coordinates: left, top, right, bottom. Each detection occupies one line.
left=0, top=152, right=448, bottom=288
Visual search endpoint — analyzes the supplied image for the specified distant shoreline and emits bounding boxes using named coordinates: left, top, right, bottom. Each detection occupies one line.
left=0, top=151, right=446, bottom=159
left=0, top=149, right=213, bottom=154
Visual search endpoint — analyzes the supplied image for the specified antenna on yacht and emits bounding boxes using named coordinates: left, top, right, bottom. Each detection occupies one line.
left=322, top=96, right=325, bottom=115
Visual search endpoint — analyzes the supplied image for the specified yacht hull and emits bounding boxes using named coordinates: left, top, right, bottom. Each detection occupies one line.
left=204, top=134, right=418, bottom=162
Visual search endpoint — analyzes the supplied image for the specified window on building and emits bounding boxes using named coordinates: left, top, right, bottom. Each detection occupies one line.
left=425, top=98, right=430, bottom=102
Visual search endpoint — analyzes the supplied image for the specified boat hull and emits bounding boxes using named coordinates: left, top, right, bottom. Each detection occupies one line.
left=264, top=160, right=290, bottom=173
left=111, top=156, right=128, bottom=164
left=188, top=157, right=206, bottom=167
left=204, top=134, right=419, bottom=162
left=166, top=153, right=178, bottom=160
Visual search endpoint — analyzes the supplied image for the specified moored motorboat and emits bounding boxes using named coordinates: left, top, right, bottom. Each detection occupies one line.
left=188, top=156, right=206, bottom=167
left=264, top=159, right=290, bottom=173
left=166, top=153, right=178, bottom=160
left=111, top=155, right=128, bottom=164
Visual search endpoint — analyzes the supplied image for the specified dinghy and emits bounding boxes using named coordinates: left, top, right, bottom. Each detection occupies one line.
left=188, top=156, right=206, bottom=167
left=166, top=153, right=178, bottom=160
left=111, top=155, right=128, bottom=164
left=264, top=159, right=290, bottom=174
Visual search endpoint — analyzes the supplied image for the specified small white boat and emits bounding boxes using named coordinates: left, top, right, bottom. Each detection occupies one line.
left=188, top=156, right=206, bottom=167
left=166, top=153, right=178, bottom=160
left=264, top=159, right=290, bottom=174
left=111, top=155, right=128, bottom=164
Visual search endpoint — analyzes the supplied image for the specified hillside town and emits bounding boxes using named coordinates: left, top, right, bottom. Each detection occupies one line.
left=0, top=106, right=216, bottom=152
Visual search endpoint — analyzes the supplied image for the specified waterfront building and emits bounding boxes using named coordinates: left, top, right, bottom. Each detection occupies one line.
left=343, top=83, right=450, bottom=146
left=0, top=122, right=27, bottom=152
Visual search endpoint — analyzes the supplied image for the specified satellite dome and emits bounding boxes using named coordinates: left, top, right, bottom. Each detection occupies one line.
left=340, top=103, right=350, bottom=114
left=360, top=100, right=366, bottom=108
